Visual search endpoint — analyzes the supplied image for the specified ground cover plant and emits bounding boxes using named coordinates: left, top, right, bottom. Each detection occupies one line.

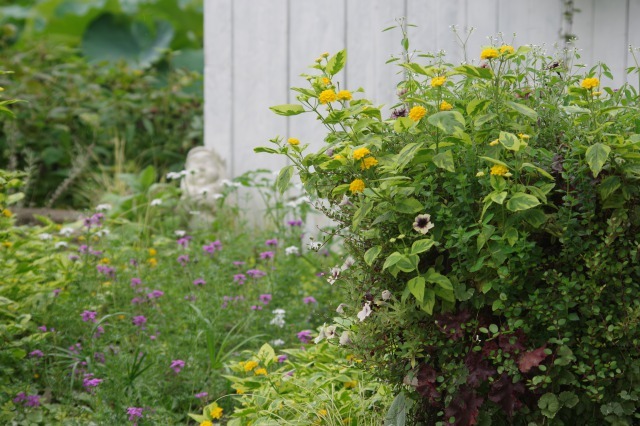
left=0, top=166, right=385, bottom=424
left=259, top=25, right=640, bottom=425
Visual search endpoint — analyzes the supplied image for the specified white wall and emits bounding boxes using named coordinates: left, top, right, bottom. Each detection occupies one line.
left=205, top=0, right=640, bottom=178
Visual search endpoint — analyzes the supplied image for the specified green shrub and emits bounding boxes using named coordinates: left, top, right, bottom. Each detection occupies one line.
left=260, top=29, right=640, bottom=425
left=0, top=41, right=203, bottom=208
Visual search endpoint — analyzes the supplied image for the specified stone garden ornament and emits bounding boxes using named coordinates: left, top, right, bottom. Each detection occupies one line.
left=180, top=147, right=226, bottom=223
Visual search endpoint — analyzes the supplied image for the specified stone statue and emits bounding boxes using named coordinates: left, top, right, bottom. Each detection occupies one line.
left=181, top=147, right=226, bottom=211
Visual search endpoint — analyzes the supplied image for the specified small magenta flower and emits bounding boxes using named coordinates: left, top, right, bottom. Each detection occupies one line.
left=79, top=245, right=89, bottom=254
left=94, top=352, right=106, bottom=363
left=259, top=251, right=275, bottom=260
left=132, top=315, right=147, bottom=327
left=177, top=236, right=192, bottom=248
left=193, top=278, right=206, bottom=286
left=131, top=297, right=144, bottom=305
left=170, top=359, right=185, bottom=373
left=81, top=310, right=97, bottom=323
left=93, top=325, right=105, bottom=338
left=277, top=354, right=288, bottom=363
left=246, top=269, right=266, bottom=278
left=233, top=273, right=247, bottom=284
left=203, top=240, right=223, bottom=254
left=38, top=325, right=47, bottom=332
left=265, top=238, right=278, bottom=246
left=127, top=407, right=144, bottom=423
left=83, top=373, right=103, bottom=391
left=195, top=392, right=208, bottom=399
left=24, top=394, right=41, bottom=407
left=147, top=290, right=164, bottom=299
left=250, top=305, right=263, bottom=311
left=259, top=294, right=272, bottom=305
left=68, top=254, right=80, bottom=261
left=303, top=296, right=317, bottom=305
left=53, top=288, right=61, bottom=296
left=29, top=350, right=44, bottom=358
left=287, top=219, right=303, bottom=227
left=232, top=261, right=245, bottom=267
left=297, top=330, right=313, bottom=344
left=131, top=277, right=142, bottom=287
left=177, top=255, right=189, bottom=266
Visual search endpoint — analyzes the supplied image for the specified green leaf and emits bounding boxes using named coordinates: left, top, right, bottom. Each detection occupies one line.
left=396, top=255, right=419, bottom=273
left=506, top=192, right=540, bottom=212
left=432, top=150, right=455, bottom=172
left=352, top=200, right=374, bottom=230
left=558, top=391, right=579, bottom=409
left=254, top=146, right=279, bottom=154
left=598, top=176, right=621, bottom=200
left=326, top=49, right=347, bottom=75
left=411, top=239, right=436, bottom=255
left=505, top=101, right=538, bottom=120
left=401, top=62, right=434, bottom=76
left=499, top=131, right=521, bottom=151
left=521, top=163, right=554, bottom=180
left=383, top=252, right=403, bottom=270
left=393, top=197, right=424, bottom=214
left=490, top=191, right=508, bottom=205
left=422, top=289, right=436, bottom=314
left=384, top=392, right=410, bottom=426
left=276, top=165, right=294, bottom=194
left=453, top=64, right=494, bottom=79
left=364, top=246, right=382, bottom=266
left=407, top=276, right=425, bottom=303
left=539, top=393, right=561, bottom=419
left=466, top=99, right=491, bottom=116
left=425, top=268, right=452, bottom=291
left=269, top=104, right=305, bottom=116
left=139, top=165, right=156, bottom=190
left=394, top=116, right=415, bottom=133
left=519, top=208, right=547, bottom=228
left=585, top=142, right=611, bottom=177
left=479, top=156, right=509, bottom=168
left=427, top=111, right=465, bottom=134
left=82, top=13, right=174, bottom=69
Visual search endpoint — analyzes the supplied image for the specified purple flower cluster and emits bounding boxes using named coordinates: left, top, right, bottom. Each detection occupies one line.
left=233, top=273, right=247, bottom=285
left=13, top=392, right=41, bottom=407
left=83, top=373, right=103, bottom=391
left=84, top=212, right=104, bottom=229
left=132, top=315, right=147, bottom=327
left=96, top=264, right=116, bottom=278
left=265, top=238, right=278, bottom=247
left=177, top=254, right=189, bottom=266
left=287, top=219, right=303, bottom=227
left=81, top=310, right=97, bottom=323
left=297, top=330, right=313, bottom=344
left=259, top=251, right=275, bottom=260
left=251, top=305, right=263, bottom=311
left=259, top=294, right=272, bottom=305
left=193, top=278, right=206, bottom=286
left=147, top=290, right=164, bottom=299
left=130, top=277, right=142, bottom=287
left=127, top=407, right=144, bottom=424
left=177, top=235, right=192, bottom=248
left=195, top=392, right=208, bottom=399
left=246, top=269, right=266, bottom=279
left=221, top=295, right=244, bottom=309
left=29, top=349, right=44, bottom=358
left=277, top=354, right=288, bottom=363
left=203, top=240, right=223, bottom=254
left=170, top=359, right=185, bottom=373
left=303, top=296, right=317, bottom=305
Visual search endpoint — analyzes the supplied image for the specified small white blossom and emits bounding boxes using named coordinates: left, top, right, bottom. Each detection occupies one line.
left=175, top=230, right=186, bottom=237
left=95, top=203, right=112, bottom=212
left=382, top=290, right=392, bottom=301
left=211, top=193, right=224, bottom=200
left=95, top=228, right=110, bottom=237
left=336, top=303, right=347, bottom=314
left=327, top=267, right=341, bottom=285
left=269, top=309, right=286, bottom=328
left=166, top=171, right=186, bottom=180
left=59, top=227, right=74, bottom=237
left=55, top=241, right=68, bottom=249
left=339, top=330, right=352, bottom=346
left=150, top=198, right=163, bottom=206
left=307, top=241, right=322, bottom=251
left=357, top=302, right=372, bottom=322
left=341, top=256, right=355, bottom=271
left=271, top=339, right=285, bottom=346
left=285, top=246, right=299, bottom=256
left=39, top=233, right=53, bottom=241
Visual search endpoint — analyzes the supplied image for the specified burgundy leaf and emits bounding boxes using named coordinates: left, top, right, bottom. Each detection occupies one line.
left=445, top=388, right=484, bottom=426
left=465, top=351, right=496, bottom=388
left=488, top=373, right=525, bottom=418
left=498, top=329, right=526, bottom=354
left=415, top=363, right=441, bottom=402
left=435, top=310, right=471, bottom=340
left=518, top=345, right=548, bottom=373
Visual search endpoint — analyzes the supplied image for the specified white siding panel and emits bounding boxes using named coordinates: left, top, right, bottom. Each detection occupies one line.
left=497, top=0, right=563, bottom=51
left=628, top=0, right=640, bottom=90
left=592, top=0, right=628, bottom=86
left=572, top=0, right=596, bottom=70
left=232, top=0, right=289, bottom=177
left=466, top=0, right=499, bottom=64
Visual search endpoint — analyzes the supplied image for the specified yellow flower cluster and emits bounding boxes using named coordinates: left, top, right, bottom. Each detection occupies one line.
left=361, top=157, right=378, bottom=170
left=352, top=147, right=370, bottom=160
left=243, top=360, right=258, bottom=372
left=490, top=164, right=509, bottom=176
left=319, top=89, right=337, bottom=104
left=148, top=248, right=157, bottom=256
left=581, top=77, right=600, bottom=90
left=254, top=368, right=267, bottom=376
left=408, top=105, right=427, bottom=122
left=200, top=421, right=213, bottom=426
left=344, top=380, right=358, bottom=389
left=481, top=48, right=499, bottom=60
left=2, top=208, right=12, bottom=217
left=337, top=90, right=352, bottom=101
left=500, top=45, right=515, bottom=54
left=431, top=76, right=446, bottom=87
left=349, top=179, right=365, bottom=194
left=321, top=77, right=331, bottom=86
left=439, top=101, right=453, bottom=111
left=288, top=137, right=300, bottom=146
left=210, top=406, right=224, bottom=419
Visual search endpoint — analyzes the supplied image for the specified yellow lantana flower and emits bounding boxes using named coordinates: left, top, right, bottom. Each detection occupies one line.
left=361, top=157, right=378, bottom=170
left=581, top=77, right=599, bottom=90
left=500, top=45, right=515, bottom=54
left=408, top=106, right=427, bottom=122
left=254, top=368, right=267, bottom=376
left=439, top=101, right=453, bottom=111
left=2, top=209, right=12, bottom=217
left=243, top=360, right=259, bottom=372
left=148, top=248, right=157, bottom=256
left=288, top=137, right=300, bottom=146
left=349, top=179, right=365, bottom=194
left=431, top=76, right=446, bottom=87
left=319, top=89, right=337, bottom=104
left=321, top=77, right=331, bottom=85
left=147, top=258, right=158, bottom=267
left=481, top=48, right=499, bottom=60
left=489, top=139, right=499, bottom=146
left=352, top=147, right=370, bottom=160
left=337, top=90, right=352, bottom=101
left=518, top=133, right=530, bottom=140
left=344, top=380, right=358, bottom=389
left=318, top=409, right=328, bottom=417
left=490, top=165, right=509, bottom=176
left=200, top=421, right=213, bottom=426
left=210, top=406, right=223, bottom=419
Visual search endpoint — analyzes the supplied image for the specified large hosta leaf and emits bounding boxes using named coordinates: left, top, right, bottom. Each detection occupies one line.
left=81, top=13, right=174, bottom=69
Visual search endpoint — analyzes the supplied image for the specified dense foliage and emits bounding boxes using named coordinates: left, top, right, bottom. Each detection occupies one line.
left=0, top=41, right=203, bottom=208
left=260, top=31, right=640, bottom=424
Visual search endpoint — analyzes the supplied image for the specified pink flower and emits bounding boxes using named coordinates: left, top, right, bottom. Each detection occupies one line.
left=170, top=359, right=185, bottom=373
left=130, top=277, right=142, bottom=287
left=259, top=294, right=272, bottom=305
left=265, top=238, right=278, bottom=246
left=132, top=316, right=147, bottom=327
left=81, top=310, right=97, bottom=323
left=259, top=251, right=275, bottom=260
left=193, top=278, right=206, bottom=286
left=297, top=330, right=313, bottom=344
left=303, top=296, right=317, bottom=305
left=177, top=255, right=189, bottom=266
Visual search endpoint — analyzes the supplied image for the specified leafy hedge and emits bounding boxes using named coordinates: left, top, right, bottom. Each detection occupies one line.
left=259, top=31, right=640, bottom=425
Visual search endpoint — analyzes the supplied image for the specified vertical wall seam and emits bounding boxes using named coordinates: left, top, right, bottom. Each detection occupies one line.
left=624, top=0, right=630, bottom=84
left=230, top=0, right=235, bottom=177
left=344, top=0, right=348, bottom=89
left=286, top=0, right=291, bottom=160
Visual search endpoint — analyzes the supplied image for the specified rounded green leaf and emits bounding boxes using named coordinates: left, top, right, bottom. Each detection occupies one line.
left=506, top=192, right=540, bottom=212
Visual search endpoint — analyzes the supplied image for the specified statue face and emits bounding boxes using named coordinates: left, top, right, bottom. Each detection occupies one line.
left=185, top=151, right=220, bottom=186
